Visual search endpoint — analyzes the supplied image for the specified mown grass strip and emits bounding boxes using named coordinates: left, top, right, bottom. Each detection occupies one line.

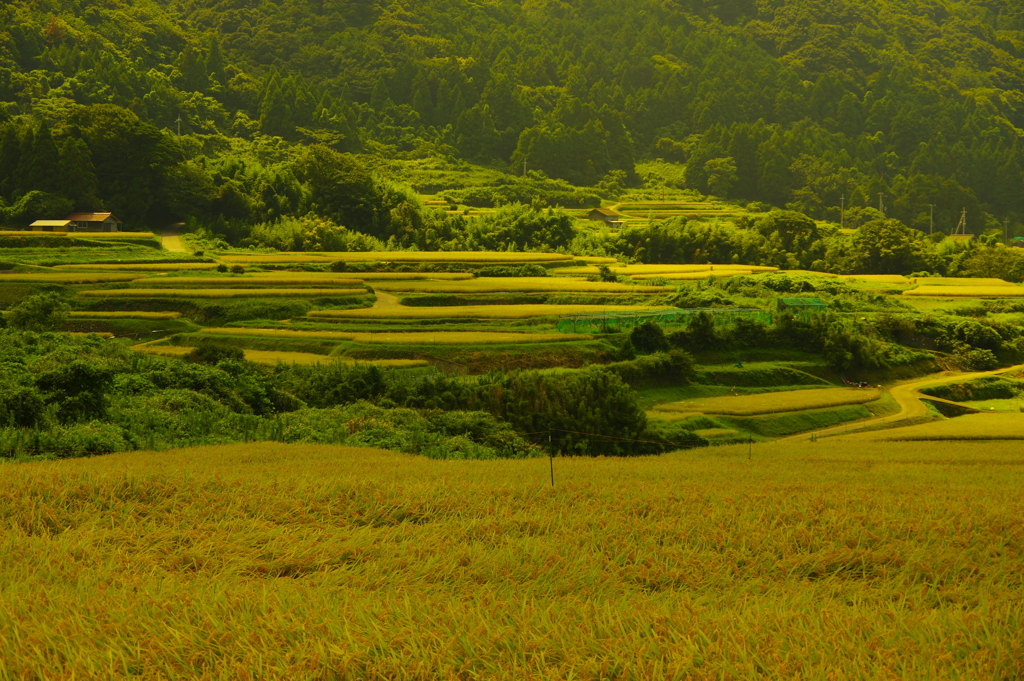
left=372, top=277, right=672, bottom=293
left=308, top=304, right=667, bottom=319
left=904, top=285, right=1024, bottom=297
left=81, top=288, right=370, bottom=298
left=654, top=386, right=881, bottom=416
left=199, top=328, right=592, bottom=344
left=131, top=277, right=366, bottom=288
left=69, top=311, right=182, bottom=320
left=220, top=251, right=576, bottom=264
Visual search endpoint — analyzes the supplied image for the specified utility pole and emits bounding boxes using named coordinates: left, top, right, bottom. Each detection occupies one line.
left=175, top=115, right=182, bottom=139
left=1005, top=218, right=1009, bottom=245
left=840, top=194, right=845, bottom=229
left=522, top=160, right=527, bottom=177
left=878, top=193, right=884, bottom=217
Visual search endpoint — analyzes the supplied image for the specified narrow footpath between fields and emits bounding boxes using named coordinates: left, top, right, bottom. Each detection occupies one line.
left=160, top=223, right=187, bottom=253
left=782, top=362, right=1024, bottom=441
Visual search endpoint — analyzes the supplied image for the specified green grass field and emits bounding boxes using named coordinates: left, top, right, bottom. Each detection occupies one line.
left=199, top=328, right=592, bottom=344
left=129, top=277, right=366, bottom=288
left=372, top=277, right=672, bottom=293
left=653, top=387, right=882, bottom=416
left=904, top=285, right=1024, bottom=297
left=219, top=251, right=580, bottom=264
left=81, top=288, right=370, bottom=298
left=0, top=440, right=1020, bottom=679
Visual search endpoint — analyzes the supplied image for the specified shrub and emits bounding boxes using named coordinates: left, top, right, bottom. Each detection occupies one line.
left=7, top=293, right=70, bottom=332
left=0, top=384, right=45, bottom=428
left=630, top=320, right=668, bottom=353
left=230, top=264, right=246, bottom=274
left=217, top=263, right=228, bottom=272
left=186, top=344, right=246, bottom=365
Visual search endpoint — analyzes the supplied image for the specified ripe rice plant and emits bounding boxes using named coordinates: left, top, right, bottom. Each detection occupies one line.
left=654, top=386, right=881, bottom=416
left=255, top=272, right=475, bottom=281
left=837, top=274, right=910, bottom=284
left=132, top=344, right=426, bottom=366
left=904, top=285, right=1024, bottom=297
left=53, top=263, right=219, bottom=271
left=80, top=288, right=369, bottom=298
left=840, top=411, right=1024, bottom=440
left=0, top=273, right=146, bottom=283
left=131, top=277, right=366, bottom=288
left=372, top=277, right=672, bottom=293
left=0, top=440, right=1019, bottom=679
left=68, top=311, right=183, bottom=320
left=308, top=304, right=666, bottom=320
left=220, top=251, right=576, bottom=264
left=909, top=277, right=1014, bottom=286
left=198, top=328, right=592, bottom=344
left=630, top=271, right=755, bottom=280
left=0, top=230, right=158, bottom=238
left=555, top=264, right=777, bottom=276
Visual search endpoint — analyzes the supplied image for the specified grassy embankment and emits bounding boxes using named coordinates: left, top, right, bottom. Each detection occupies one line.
left=0, top=441, right=1020, bottom=679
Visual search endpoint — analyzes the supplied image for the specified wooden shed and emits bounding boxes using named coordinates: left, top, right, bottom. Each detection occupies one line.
left=587, top=208, right=623, bottom=225
left=66, top=212, right=122, bottom=232
left=29, top=219, right=75, bottom=232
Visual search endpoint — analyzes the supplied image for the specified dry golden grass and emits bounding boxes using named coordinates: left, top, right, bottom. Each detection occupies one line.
left=838, top=412, right=1024, bottom=441
left=904, top=285, right=1024, bottom=298
left=68, top=311, right=182, bottom=320
left=0, top=440, right=1021, bottom=679
left=132, top=344, right=426, bottom=367
left=80, top=288, right=369, bottom=299
left=0, top=273, right=146, bottom=283
left=220, top=251, right=575, bottom=264
left=199, top=328, right=592, bottom=344
left=372, top=277, right=671, bottom=293
left=53, top=263, right=219, bottom=271
left=131, top=277, right=365, bottom=288
left=654, top=387, right=881, bottom=416
left=909, top=277, right=1014, bottom=286
left=308, top=304, right=665, bottom=320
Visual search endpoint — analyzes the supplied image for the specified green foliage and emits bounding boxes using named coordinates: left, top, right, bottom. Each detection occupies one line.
left=8, top=293, right=70, bottom=332
left=186, top=344, right=246, bottom=365
left=630, top=320, right=669, bottom=353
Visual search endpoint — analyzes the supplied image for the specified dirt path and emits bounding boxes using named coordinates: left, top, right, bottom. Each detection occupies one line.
left=372, top=291, right=400, bottom=308
left=782, top=363, right=1024, bottom=441
left=160, top=224, right=187, bottom=253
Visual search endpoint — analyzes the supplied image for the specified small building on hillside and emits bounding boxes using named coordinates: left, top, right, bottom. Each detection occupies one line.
left=29, top=219, right=75, bottom=232
left=587, top=207, right=624, bottom=228
left=66, top=212, right=121, bottom=232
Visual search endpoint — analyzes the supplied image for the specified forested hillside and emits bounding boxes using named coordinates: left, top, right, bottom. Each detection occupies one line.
left=1, top=0, right=1023, bottom=237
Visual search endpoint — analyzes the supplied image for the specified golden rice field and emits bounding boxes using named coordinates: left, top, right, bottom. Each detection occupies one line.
left=130, top=277, right=365, bottom=288
left=840, top=412, right=1024, bottom=440
left=0, top=230, right=158, bottom=238
left=219, top=251, right=577, bottom=264
left=53, top=262, right=220, bottom=271
left=837, top=274, right=911, bottom=284
left=68, top=311, right=182, bottom=320
left=904, top=285, right=1024, bottom=298
left=308, top=304, right=666, bottom=320
left=555, top=264, right=777, bottom=276
left=654, top=387, right=881, bottom=416
left=0, top=273, right=147, bottom=283
left=630, top=271, right=756, bottom=281
left=198, top=328, right=593, bottom=344
left=132, top=344, right=427, bottom=367
left=80, top=288, right=369, bottom=298
left=0, top=441, right=1020, bottom=679
left=908, top=277, right=1014, bottom=286
left=372, top=277, right=672, bottom=293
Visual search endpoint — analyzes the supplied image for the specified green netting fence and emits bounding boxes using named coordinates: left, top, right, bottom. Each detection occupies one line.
left=556, top=308, right=772, bottom=334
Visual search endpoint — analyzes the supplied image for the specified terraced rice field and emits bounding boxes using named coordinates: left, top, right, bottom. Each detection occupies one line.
left=219, top=251, right=579, bottom=264
left=133, top=344, right=427, bottom=367
left=308, top=304, right=667, bottom=320
left=904, top=285, right=1024, bottom=297
left=837, top=274, right=910, bottom=284
left=840, top=412, right=1024, bottom=440
left=0, top=273, right=147, bottom=283
left=654, top=387, right=881, bottom=416
left=555, top=264, right=777, bottom=276
left=130, top=277, right=366, bottom=288
left=53, top=263, right=219, bottom=271
left=908, top=277, right=1014, bottom=286
left=372, top=277, right=672, bottom=293
left=81, top=288, right=369, bottom=298
left=0, top=231, right=158, bottom=238
left=198, top=328, right=592, bottom=344
left=69, top=311, right=183, bottom=320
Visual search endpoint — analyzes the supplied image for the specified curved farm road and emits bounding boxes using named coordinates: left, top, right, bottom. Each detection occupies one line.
left=782, top=362, right=1024, bottom=441
left=160, top=223, right=188, bottom=253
